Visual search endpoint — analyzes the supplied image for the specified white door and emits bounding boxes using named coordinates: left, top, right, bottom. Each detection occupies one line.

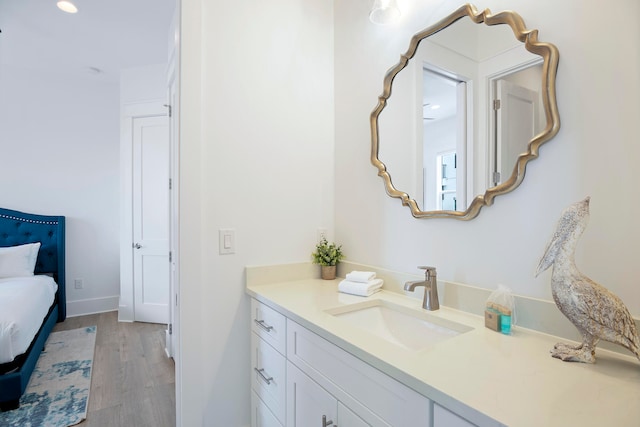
left=495, top=79, right=538, bottom=185
left=132, top=115, right=170, bottom=324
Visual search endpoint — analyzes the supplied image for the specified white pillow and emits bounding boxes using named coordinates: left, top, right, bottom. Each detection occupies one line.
left=0, top=242, right=42, bottom=278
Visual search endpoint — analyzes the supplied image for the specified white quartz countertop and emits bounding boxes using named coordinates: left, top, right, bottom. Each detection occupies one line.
left=246, top=277, right=640, bottom=427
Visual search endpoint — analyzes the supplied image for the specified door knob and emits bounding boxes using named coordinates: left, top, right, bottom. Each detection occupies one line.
left=133, top=243, right=142, bottom=249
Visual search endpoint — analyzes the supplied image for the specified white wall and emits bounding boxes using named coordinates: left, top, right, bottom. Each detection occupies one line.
left=120, top=64, right=168, bottom=105
left=334, top=0, right=640, bottom=313
left=0, top=64, right=121, bottom=316
left=179, top=0, right=335, bottom=425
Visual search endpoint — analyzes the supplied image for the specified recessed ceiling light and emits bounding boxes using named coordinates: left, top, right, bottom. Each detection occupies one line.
left=57, top=1, right=78, bottom=14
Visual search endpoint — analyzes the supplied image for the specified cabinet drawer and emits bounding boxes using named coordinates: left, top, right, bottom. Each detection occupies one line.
left=251, top=332, right=286, bottom=425
left=287, top=319, right=431, bottom=426
left=251, top=390, right=283, bottom=427
left=251, top=299, right=287, bottom=355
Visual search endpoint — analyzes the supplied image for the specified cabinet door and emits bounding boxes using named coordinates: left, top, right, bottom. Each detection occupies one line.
left=251, top=391, right=283, bottom=427
left=287, top=361, right=338, bottom=427
left=339, top=402, right=371, bottom=427
left=433, top=404, right=477, bottom=427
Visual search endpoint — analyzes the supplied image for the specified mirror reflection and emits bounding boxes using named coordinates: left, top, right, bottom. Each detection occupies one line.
left=372, top=4, right=559, bottom=219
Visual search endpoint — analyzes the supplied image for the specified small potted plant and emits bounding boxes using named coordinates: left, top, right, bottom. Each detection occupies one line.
left=311, top=237, right=344, bottom=280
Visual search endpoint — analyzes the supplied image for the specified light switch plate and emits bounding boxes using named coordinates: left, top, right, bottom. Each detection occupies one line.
left=219, top=229, right=235, bottom=254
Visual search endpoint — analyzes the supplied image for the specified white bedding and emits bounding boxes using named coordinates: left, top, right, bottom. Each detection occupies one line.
left=0, top=275, right=57, bottom=364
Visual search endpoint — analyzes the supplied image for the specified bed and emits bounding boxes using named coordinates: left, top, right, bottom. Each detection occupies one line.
left=0, top=208, right=66, bottom=411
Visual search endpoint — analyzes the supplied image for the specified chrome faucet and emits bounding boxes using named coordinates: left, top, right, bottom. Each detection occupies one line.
left=404, top=266, right=439, bottom=311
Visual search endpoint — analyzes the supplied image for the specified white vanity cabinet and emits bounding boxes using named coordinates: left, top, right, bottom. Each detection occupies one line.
left=249, top=297, right=479, bottom=427
left=248, top=273, right=640, bottom=427
left=250, top=298, right=436, bottom=427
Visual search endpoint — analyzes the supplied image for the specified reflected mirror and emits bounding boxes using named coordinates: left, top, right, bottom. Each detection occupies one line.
left=371, top=4, right=559, bottom=220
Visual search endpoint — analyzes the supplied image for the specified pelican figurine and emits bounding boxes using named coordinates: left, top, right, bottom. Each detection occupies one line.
left=535, top=197, right=640, bottom=363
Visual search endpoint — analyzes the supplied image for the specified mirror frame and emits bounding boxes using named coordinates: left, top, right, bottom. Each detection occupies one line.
left=370, top=3, right=560, bottom=220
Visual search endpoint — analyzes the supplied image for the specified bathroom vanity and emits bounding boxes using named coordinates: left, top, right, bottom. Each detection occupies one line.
left=246, top=264, right=640, bottom=427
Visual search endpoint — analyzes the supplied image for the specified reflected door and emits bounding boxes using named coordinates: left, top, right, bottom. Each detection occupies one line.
left=495, top=79, right=539, bottom=185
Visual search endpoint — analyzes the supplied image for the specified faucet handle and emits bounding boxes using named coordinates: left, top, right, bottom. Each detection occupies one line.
left=417, top=266, right=437, bottom=279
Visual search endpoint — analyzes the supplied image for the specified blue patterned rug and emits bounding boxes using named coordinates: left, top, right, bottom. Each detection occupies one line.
left=0, top=326, right=97, bottom=427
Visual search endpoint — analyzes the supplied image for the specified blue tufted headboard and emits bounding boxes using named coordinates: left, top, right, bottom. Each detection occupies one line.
left=0, top=208, right=66, bottom=321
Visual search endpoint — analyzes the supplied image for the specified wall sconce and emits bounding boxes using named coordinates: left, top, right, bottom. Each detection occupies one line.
left=369, top=0, right=401, bottom=25
left=57, top=0, right=78, bottom=13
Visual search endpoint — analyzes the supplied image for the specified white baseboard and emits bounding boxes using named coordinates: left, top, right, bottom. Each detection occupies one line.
left=66, top=295, right=120, bottom=317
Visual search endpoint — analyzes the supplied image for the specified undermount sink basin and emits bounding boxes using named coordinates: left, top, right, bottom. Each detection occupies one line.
left=325, top=300, right=472, bottom=352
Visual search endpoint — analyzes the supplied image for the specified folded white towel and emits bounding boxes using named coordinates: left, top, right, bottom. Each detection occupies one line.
left=338, top=279, right=383, bottom=297
left=345, top=271, right=377, bottom=283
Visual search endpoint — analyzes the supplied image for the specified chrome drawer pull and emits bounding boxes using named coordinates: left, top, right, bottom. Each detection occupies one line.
left=322, top=415, right=336, bottom=427
left=254, top=319, right=274, bottom=332
left=254, top=367, right=273, bottom=385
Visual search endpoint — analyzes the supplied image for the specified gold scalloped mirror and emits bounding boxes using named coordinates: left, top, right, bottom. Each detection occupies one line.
left=371, top=4, right=560, bottom=220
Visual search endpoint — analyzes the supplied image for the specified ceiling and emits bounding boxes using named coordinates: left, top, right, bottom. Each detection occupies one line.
left=0, top=0, right=176, bottom=82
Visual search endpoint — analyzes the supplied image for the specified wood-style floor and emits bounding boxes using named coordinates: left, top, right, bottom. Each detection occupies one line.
left=53, top=311, right=176, bottom=427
